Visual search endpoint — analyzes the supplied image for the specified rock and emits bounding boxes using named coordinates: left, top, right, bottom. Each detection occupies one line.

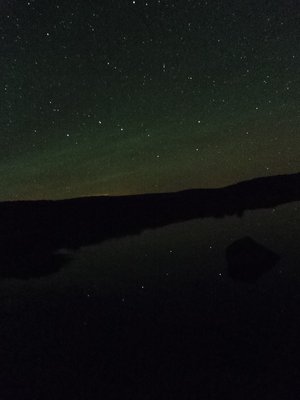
left=226, top=236, right=280, bottom=282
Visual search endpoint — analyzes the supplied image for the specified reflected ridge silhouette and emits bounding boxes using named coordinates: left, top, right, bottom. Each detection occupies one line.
left=0, top=172, right=299, bottom=278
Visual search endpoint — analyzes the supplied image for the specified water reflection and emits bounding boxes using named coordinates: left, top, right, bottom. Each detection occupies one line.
left=0, top=201, right=299, bottom=399
left=0, top=173, right=299, bottom=279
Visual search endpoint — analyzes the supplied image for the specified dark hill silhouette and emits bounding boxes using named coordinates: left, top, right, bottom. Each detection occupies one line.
left=0, top=172, right=299, bottom=279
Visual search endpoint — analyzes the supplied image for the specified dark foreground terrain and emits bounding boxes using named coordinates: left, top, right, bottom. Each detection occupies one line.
left=0, top=173, right=299, bottom=400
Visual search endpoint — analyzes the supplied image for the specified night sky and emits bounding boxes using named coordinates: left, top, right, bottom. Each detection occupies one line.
left=0, top=0, right=298, bottom=200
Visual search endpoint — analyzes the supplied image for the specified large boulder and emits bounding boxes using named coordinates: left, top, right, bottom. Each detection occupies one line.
left=226, top=236, right=280, bottom=282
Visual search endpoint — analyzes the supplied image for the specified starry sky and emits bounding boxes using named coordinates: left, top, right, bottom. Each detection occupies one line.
left=0, top=0, right=299, bottom=200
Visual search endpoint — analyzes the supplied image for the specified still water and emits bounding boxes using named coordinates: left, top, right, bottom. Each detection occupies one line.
left=0, top=202, right=299, bottom=399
